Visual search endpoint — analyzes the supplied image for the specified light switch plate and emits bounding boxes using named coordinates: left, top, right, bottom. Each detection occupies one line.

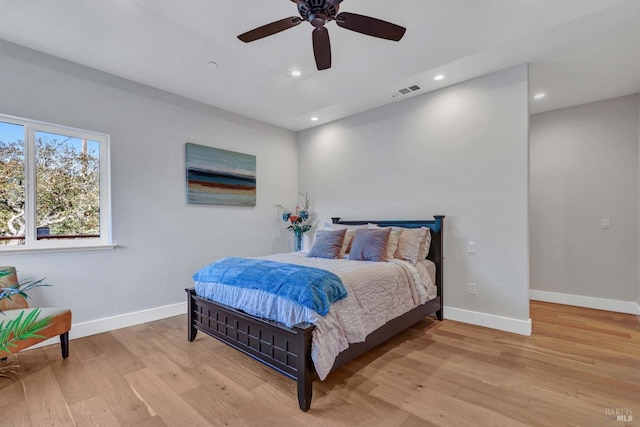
left=601, top=218, right=611, bottom=230
left=467, top=242, right=476, bottom=253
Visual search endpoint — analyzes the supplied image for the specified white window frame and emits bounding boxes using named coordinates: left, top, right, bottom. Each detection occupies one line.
left=0, top=113, right=114, bottom=253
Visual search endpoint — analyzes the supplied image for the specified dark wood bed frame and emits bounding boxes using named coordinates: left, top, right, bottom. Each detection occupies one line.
left=186, top=216, right=444, bottom=411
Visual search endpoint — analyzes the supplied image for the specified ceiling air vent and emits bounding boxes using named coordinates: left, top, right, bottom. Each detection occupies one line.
left=389, top=83, right=422, bottom=99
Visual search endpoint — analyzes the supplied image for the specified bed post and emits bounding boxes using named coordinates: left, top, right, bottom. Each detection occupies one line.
left=433, top=215, right=445, bottom=321
left=295, top=325, right=315, bottom=412
left=186, top=288, right=198, bottom=341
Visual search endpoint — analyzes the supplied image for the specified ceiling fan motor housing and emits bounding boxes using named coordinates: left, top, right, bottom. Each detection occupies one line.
left=298, top=0, right=339, bottom=27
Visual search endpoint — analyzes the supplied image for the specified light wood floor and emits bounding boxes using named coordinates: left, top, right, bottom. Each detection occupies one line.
left=1, top=301, right=638, bottom=426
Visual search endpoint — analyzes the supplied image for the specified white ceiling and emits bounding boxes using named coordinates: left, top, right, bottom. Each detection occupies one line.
left=0, top=0, right=639, bottom=131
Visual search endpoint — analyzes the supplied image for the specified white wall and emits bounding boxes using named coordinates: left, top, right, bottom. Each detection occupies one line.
left=0, top=40, right=298, bottom=323
left=298, top=65, right=531, bottom=330
left=530, top=95, right=639, bottom=305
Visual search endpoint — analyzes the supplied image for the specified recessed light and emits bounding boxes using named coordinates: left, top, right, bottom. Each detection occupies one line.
left=534, top=93, right=546, bottom=100
left=291, top=70, right=302, bottom=77
left=207, top=61, right=218, bottom=70
left=311, top=117, right=319, bottom=121
left=434, top=74, right=445, bottom=81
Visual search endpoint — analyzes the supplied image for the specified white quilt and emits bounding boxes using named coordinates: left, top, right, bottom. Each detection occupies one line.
left=194, top=252, right=435, bottom=380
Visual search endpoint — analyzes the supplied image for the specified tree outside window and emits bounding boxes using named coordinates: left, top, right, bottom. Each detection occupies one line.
left=0, top=117, right=110, bottom=250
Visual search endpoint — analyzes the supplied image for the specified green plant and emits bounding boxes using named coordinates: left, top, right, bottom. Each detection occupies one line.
left=0, top=271, right=51, bottom=379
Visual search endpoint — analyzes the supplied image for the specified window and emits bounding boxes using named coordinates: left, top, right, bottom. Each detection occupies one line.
left=0, top=114, right=111, bottom=252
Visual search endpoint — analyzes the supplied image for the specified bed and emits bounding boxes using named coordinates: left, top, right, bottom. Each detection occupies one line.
left=185, top=216, right=444, bottom=411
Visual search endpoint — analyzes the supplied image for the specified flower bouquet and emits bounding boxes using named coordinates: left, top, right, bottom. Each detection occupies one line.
left=278, top=193, right=313, bottom=251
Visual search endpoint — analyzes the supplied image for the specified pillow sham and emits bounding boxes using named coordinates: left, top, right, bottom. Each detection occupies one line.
left=308, top=228, right=347, bottom=259
left=395, top=227, right=430, bottom=264
left=368, top=224, right=402, bottom=261
left=418, top=228, right=433, bottom=261
left=324, top=223, right=367, bottom=256
left=348, top=228, right=391, bottom=262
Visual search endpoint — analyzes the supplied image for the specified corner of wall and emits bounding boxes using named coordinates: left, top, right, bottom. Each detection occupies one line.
left=637, top=93, right=640, bottom=305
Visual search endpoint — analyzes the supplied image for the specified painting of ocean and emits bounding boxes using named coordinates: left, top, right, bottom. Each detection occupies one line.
left=186, top=143, right=256, bottom=206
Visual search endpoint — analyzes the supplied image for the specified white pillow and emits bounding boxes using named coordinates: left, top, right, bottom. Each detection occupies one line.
left=419, top=228, right=432, bottom=261
left=395, top=227, right=430, bottom=264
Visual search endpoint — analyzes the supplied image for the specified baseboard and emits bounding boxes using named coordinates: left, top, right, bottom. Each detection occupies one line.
left=529, top=290, right=640, bottom=315
left=444, top=306, right=532, bottom=336
left=28, top=301, right=187, bottom=351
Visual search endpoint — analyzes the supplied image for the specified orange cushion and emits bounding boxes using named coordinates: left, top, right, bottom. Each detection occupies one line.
left=1, top=308, right=72, bottom=354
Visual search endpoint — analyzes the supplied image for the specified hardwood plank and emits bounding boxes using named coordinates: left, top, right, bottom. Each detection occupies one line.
left=400, top=414, right=442, bottom=427
left=69, top=395, right=122, bottom=427
left=80, top=355, right=154, bottom=427
left=21, top=366, right=76, bottom=426
left=124, top=367, right=211, bottom=427
left=43, top=344, right=101, bottom=405
left=371, top=385, right=530, bottom=427
left=132, top=416, right=169, bottom=427
left=180, top=385, right=247, bottom=427
left=111, top=325, right=164, bottom=359
left=139, top=352, right=200, bottom=395
left=14, top=347, right=50, bottom=380
left=183, top=362, right=255, bottom=409
left=90, top=331, right=146, bottom=375
left=0, top=376, right=31, bottom=427
left=71, top=336, right=106, bottom=362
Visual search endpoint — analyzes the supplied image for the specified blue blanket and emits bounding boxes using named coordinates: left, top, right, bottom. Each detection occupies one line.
left=192, top=257, right=347, bottom=316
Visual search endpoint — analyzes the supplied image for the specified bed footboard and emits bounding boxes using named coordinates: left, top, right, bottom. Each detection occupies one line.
left=186, top=288, right=316, bottom=411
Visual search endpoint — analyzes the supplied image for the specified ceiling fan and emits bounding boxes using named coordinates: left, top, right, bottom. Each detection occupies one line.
left=237, top=0, right=407, bottom=71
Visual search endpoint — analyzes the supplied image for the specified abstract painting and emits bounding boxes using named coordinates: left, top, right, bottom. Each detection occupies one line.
left=185, top=143, right=256, bottom=206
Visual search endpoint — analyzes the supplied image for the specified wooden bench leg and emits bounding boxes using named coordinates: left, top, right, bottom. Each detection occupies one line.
left=60, top=332, right=69, bottom=359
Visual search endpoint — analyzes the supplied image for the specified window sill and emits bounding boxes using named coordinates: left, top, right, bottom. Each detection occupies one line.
left=0, top=244, right=117, bottom=255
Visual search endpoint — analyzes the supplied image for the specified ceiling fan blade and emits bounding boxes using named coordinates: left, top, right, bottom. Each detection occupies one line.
left=238, top=17, right=302, bottom=43
left=312, top=27, right=332, bottom=70
left=336, top=12, right=406, bottom=41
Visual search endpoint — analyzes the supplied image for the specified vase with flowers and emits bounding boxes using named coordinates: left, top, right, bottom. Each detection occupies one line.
left=279, top=193, right=314, bottom=251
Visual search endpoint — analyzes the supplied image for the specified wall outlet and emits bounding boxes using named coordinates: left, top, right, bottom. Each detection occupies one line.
left=468, top=283, right=477, bottom=295
left=467, top=242, right=476, bottom=253
left=601, top=218, right=611, bottom=230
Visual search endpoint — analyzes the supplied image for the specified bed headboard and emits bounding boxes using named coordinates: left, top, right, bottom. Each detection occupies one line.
left=331, top=216, right=445, bottom=300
